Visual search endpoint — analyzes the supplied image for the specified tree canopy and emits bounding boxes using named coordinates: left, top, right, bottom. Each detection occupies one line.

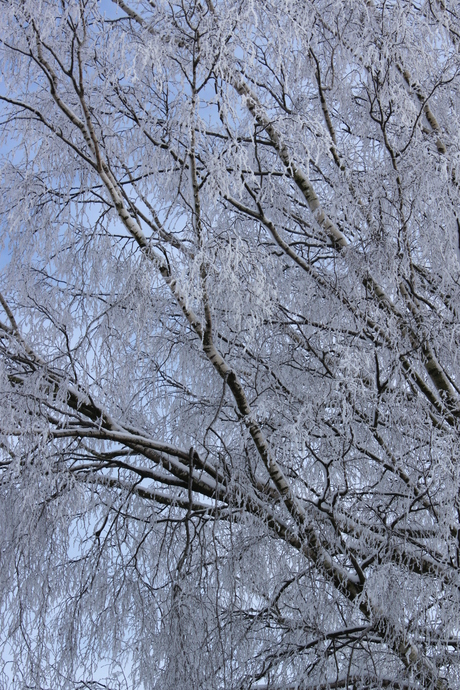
left=1, top=1, right=460, bottom=688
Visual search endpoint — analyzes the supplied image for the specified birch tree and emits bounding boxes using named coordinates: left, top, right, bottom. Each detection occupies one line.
left=1, top=1, right=460, bottom=688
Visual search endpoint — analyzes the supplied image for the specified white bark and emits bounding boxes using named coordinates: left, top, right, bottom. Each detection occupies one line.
left=1, top=1, right=460, bottom=689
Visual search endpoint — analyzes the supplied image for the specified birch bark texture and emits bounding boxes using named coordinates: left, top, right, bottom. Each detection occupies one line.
left=1, top=1, right=460, bottom=689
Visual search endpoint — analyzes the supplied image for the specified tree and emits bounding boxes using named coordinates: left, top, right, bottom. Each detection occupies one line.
left=1, top=0, right=460, bottom=687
